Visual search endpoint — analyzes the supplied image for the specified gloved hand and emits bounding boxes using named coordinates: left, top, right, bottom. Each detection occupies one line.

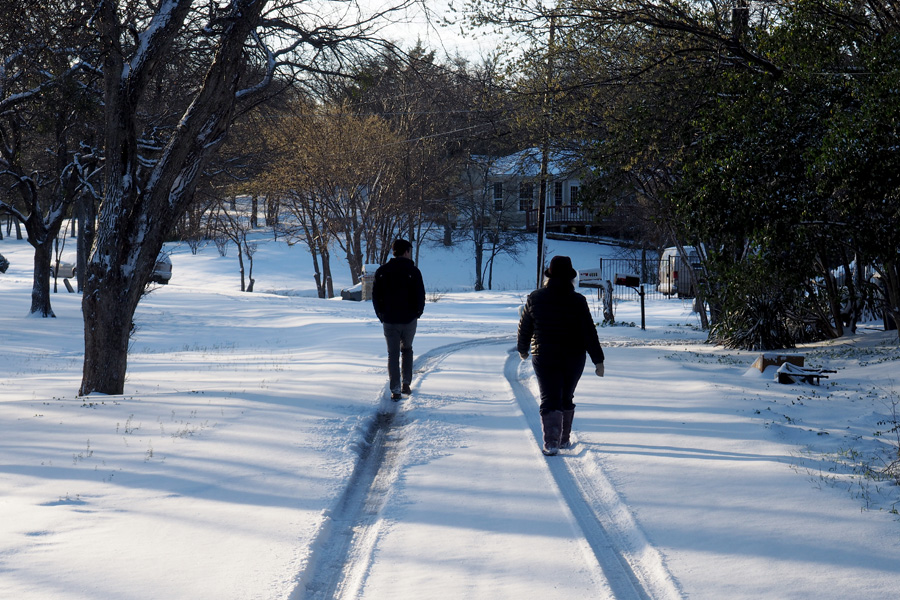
left=595, top=362, right=605, bottom=377
left=519, top=351, right=529, bottom=361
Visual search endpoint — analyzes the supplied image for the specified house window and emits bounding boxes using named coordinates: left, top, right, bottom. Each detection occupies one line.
left=519, top=183, right=533, bottom=211
left=492, top=182, right=503, bottom=211
left=554, top=181, right=563, bottom=206
left=570, top=185, right=580, bottom=203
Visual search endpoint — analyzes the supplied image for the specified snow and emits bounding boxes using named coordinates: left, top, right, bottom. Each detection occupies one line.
left=123, top=0, right=180, bottom=81
left=1, top=233, right=899, bottom=599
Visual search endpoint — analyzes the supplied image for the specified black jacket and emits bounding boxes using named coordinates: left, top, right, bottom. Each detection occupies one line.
left=372, top=256, right=426, bottom=324
left=517, top=278, right=604, bottom=364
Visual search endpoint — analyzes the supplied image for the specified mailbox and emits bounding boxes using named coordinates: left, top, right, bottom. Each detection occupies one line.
left=578, top=268, right=603, bottom=289
left=614, top=273, right=640, bottom=287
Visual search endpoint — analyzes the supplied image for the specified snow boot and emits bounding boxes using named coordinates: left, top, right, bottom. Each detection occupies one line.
left=560, top=409, right=575, bottom=449
left=541, top=410, right=564, bottom=456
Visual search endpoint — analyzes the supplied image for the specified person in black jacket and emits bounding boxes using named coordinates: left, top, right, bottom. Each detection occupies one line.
left=517, top=255, right=605, bottom=455
left=372, top=239, right=426, bottom=400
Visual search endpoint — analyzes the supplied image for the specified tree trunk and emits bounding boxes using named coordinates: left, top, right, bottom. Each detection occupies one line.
left=443, top=221, right=452, bottom=246
left=81, top=1, right=265, bottom=396
left=243, top=238, right=255, bottom=293
left=266, top=196, right=279, bottom=226
left=818, top=254, right=844, bottom=338
left=343, top=230, right=359, bottom=285
left=352, top=226, right=364, bottom=285
left=75, top=194, right=96, bottom=293
left=840, top=249, right=858, bottom=334
left=80, top=271, right=138, bottom=396
left=881, top=261, right=899, bottom=334
left=322, top=246, right=334, bottom=298
left=487, top=253, right=495, bottom=290
left=309, top=246, right=324, bottom=298
left=237, top=243, right=246, bottom=291
left=23, top=200, right=66, bottom=317
left=30, top=242, right=55, bottom=317
left=473, top=237, right=484, bottom=291
left=302, top=200, right=326, bottom=298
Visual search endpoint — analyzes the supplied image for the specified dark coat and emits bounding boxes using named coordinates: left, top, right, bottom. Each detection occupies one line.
left=372, top=256, right=426, bottom=324
left=517, top=278, right=604, bottom=364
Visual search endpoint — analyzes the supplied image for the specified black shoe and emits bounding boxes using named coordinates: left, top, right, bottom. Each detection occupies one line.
left=391, top=392, right=402, bottom=401
left=401, top=384, right=411, bottom=395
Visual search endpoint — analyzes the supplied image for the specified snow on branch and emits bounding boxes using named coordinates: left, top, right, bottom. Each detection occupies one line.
left=236, top=29, right=276, bottom=100
left=122, top=0, right=189, bottom=82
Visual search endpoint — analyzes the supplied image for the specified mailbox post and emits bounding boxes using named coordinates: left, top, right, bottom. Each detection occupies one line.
left=579, top=268, right=615, bottom=323
left=361, top=263, right=380, bottom=301
left=614, top=273, right=646, bottom=330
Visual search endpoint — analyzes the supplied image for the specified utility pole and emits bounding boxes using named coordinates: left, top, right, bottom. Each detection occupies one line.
left=536, top=13, right=556, bottom=289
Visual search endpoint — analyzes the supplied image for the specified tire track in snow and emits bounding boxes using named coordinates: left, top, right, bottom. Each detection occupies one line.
left=505, top=351, right=684, bottom=600
left=290, top=338, right=681, bottom=600
left=289, top=337, right=512, bottom=600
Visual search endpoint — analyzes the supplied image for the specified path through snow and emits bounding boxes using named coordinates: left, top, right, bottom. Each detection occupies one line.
left=292, top=340, right=681, bottom=600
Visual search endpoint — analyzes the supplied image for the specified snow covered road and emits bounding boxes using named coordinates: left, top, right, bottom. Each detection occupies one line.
left=295, top=340, right=648, bottom=600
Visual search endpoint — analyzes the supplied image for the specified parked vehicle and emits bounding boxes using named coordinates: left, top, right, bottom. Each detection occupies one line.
left=150, top=255, right=173, bottom=284
left=658, top=246, right=700, bottom=298
left=50, top=255, right=173, bottom=284
left=50, top=259, right=76, bottom=279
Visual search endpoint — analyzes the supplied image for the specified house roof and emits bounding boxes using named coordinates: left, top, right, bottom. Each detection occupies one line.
left=471, top=148, right=581, bottom=178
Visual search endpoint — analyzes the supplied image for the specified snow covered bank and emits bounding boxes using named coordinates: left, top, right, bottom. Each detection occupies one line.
left=1, top=235, right=898, bottom=599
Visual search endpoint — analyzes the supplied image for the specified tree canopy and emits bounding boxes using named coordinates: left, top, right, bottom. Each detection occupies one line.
left=463, top=0, right=900, bottom=347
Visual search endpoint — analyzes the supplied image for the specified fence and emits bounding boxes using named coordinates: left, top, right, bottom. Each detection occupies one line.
left=577, top=257, right=666, bottom=302
left=525, top=205, right=590, bottom=230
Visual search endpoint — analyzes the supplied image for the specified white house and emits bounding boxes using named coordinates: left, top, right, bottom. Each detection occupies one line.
left=463, top=148, right=596, bottom=232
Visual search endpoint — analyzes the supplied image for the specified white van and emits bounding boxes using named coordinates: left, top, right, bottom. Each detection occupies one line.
left=658, top=246, right=700, bottom=297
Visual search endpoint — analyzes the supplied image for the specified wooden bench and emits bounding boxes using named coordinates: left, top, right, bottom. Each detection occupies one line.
left=775, top=362, right=834, bottom=385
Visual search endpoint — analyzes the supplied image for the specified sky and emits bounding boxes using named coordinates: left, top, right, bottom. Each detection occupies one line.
left=369, top=0, right=506, bottom=59
left=1, top=231, right=899, bottom=599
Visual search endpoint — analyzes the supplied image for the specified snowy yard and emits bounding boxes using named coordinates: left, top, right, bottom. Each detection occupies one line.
left=1, top=234, right=899, bottom=599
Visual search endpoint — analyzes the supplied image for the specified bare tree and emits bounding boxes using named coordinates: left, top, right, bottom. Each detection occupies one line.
left=281, top=189, right=336, bottom=298
left=330, top=47, right=509, bottom=259
left=209, top=196, right=258, bottom=292
left=77, top=0, right=416, bottom=395
left=455, top=155, right=531, bottom=291
left=0, top=0, right=102, bottom=316
left=262, top=101, right=404, bottom=295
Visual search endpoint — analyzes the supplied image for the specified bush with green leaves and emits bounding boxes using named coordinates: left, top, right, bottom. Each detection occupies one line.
left=706, top=253, right=835, bottom=350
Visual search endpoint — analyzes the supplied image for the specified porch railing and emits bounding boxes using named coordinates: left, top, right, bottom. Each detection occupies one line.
left=525, top=205, right=590, bottom=230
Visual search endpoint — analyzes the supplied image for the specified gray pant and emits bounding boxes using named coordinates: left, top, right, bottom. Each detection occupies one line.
left=383, top=320, right=416, bottom=393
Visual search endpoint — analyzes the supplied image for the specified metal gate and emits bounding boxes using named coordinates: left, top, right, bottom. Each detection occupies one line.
left=578, top=257, right=665, bottom=302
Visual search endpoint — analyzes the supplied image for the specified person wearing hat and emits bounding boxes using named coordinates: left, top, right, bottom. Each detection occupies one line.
left=373, top=239, right=426, bottom=400
left=516, top=255, right=605, bottom=455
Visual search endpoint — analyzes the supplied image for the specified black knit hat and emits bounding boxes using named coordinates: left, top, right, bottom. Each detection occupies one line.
left=544, top=255, right=577, bottom=280
left=392, top=238, right=412, bottom=257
